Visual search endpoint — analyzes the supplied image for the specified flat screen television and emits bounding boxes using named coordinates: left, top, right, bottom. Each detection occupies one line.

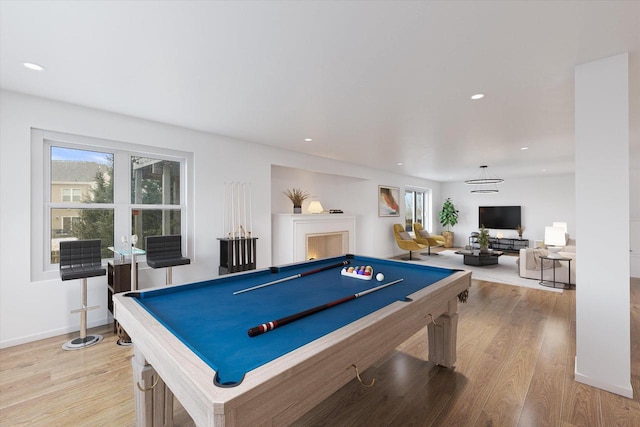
left=478, top=206, right=521, bottom=230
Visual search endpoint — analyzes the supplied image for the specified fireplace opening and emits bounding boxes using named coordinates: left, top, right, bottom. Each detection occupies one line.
left=306, top=231, right=349, bottom=260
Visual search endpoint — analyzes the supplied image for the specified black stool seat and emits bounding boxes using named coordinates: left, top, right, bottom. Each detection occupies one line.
left=146, top=235, right=191, bottom=285
left=60, top=240, right=106, bottom=280
left=60, top=263, right=107, bottom=281
left=146, top=255, right=191, bottom=269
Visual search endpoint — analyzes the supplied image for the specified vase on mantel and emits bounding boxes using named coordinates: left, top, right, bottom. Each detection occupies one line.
left=293, top=206, right=302, bottom=214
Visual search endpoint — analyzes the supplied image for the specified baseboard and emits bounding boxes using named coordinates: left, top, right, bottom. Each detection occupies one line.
left=574, top=356, right=634, bottom=398
left=0, top=317, right=111, bottom=349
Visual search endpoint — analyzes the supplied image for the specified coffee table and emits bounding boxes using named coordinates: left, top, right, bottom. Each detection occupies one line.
left=455, top=250, right=504, bottom=266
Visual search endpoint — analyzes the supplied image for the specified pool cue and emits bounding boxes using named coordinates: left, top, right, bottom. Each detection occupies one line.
left=233, top=260, right=350, bottom=295
left=248, top=278, right=404, bottom=337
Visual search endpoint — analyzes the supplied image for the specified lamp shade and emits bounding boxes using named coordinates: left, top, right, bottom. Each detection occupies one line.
left=552, top=222, right=567, bottom=234
left=308, top=200, right=324, bottom=214
left=544, top=226, right=566, bottom=247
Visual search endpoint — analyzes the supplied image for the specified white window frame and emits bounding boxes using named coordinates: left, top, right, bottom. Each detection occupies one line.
left=31, top=129, right=194, bottom=282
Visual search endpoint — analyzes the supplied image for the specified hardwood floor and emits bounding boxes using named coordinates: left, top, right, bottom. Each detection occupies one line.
left=1, top=278, right=639, bottom=426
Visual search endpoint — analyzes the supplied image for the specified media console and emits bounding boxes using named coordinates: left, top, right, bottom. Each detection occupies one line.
left=469, top=235, right=529, bottom=253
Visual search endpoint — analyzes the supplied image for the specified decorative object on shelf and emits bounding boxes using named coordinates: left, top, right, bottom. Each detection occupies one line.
left=308, top=200, right=324, bottom=214
left=438, top=197, right=458, bottom=248
left=378, top=185, right=400, bottom=217
left=284, top=187, right=309, bottom=214
left=223, top=182, right=254, bottom=239
left=516, top=224, right=525, bottom=238
left=464, top=165, right=504, bottom=193
left=477, top=225, right=491, bottom=253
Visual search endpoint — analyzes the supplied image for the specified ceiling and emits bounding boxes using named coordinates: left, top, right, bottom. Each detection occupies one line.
left=1, top=1, right=639, bottom=182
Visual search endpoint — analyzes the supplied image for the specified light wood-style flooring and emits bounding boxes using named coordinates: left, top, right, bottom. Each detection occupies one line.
left=1, top=278, right=639, bottom=426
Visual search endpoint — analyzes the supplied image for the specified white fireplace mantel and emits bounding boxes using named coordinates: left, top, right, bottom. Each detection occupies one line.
left=271, top=214, right=356, bottom=265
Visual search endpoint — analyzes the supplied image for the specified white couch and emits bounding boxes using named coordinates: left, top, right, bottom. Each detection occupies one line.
left=518, top=239, right=576, bottom=285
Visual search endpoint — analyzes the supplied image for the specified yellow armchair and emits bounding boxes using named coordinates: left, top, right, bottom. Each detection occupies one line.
left=393, top=224, right=428, bottom=260
left=413, top=223, right=445, bottom=255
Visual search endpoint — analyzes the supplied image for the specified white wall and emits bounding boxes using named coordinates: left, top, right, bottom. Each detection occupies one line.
left=0, top=90, right=441, bottom=347
left=574, top=54, right=631, bottom=398
left=270, top=165, right=443, bottom=259
left=0, top=90, right=272, bottom=346
left=441, top=174, right=576, bottom=247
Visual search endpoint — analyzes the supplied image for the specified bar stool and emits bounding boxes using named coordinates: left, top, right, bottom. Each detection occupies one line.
left=59, top=239, right=106, bottom=350
left=146, top=235, right=191, bottom=285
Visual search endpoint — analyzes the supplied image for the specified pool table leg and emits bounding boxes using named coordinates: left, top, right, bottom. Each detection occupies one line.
left=132, top=347, right=174, bottom=427
left=427, top=299, right=459, bottom=368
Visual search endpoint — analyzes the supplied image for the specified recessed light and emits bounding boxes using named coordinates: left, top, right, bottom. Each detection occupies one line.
left=304, top=138, right=312, bottom=142
left=23, top=62, right=45, bottom=71
left=471, top=93, right=484, bottom=100
left=397, top=162, right=403, bottom=166
left=521, top=147, right=529, bottom=150
left=541, top=169, right=547, bottom=172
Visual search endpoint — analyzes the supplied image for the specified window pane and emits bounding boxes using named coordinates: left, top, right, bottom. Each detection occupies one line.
left=132, top=209, right=182, bottom=251
left=131, top=157, right=181, bottom=205
left=416, top=192, right=424, bottom=226
left=50, top=208, right=114, bottom=263
left=405, top=191, right=414, bottom=232
left=51, top=146, right=113, bottom=203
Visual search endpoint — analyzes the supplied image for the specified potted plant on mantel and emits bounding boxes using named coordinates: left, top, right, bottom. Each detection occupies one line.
left=438, top=197, right=459, bottom=248
left=477, top=225, right=491, bottom=253
left=283, top=187, right=309, bottom=214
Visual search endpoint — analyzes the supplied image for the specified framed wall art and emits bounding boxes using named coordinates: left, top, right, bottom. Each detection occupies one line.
left=378, top=185, right=400, bottom=217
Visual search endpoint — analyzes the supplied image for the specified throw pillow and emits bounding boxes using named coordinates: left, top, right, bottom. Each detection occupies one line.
left=398, top=231, right=412, bottom=240
left=418, top=229, right=430, bottom=238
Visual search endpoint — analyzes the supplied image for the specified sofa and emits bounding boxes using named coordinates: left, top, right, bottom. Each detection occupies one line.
left=518, top=239, right=576, bottom=285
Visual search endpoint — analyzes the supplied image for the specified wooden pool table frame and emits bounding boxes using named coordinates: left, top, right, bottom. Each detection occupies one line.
left=114, top=265, right=471, bottom=426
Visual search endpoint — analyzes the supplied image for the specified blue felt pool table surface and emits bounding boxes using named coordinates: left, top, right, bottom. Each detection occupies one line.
left=128, top=254, right=458, bottom=386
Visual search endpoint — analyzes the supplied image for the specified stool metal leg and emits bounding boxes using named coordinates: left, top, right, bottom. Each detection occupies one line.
left=62, top=278, right=103, bottom=350
left=166, top=266, right=173, bottom=286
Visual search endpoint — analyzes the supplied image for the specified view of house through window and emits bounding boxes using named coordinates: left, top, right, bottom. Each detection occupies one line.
left=50, top=146, right=114, bottom=263
left=47, top=145, right=185, bottom=265
left=404, top=188, right=429, bottom=233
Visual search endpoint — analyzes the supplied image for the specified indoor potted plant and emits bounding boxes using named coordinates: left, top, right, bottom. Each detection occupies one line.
left=477, top=225, right=490, bottom=253
left=438, top=197, right=458, bottom=248
left=283, top=187, right=309, bottom=214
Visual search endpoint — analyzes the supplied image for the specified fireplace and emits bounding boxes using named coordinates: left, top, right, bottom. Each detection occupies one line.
left=306, top=231, right=349, bottom=260
left=272, top=214, right=356, bottom=265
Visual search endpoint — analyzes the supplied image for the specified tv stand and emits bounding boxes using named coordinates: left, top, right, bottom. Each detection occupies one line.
left=469, top=235, right=529, bottom=253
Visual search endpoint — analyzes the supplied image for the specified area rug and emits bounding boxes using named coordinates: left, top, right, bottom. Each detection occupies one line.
left=403, top=250, right=563, bottom=293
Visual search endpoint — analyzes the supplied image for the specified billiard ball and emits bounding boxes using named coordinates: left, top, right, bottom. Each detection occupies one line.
left=376, top=273, right=384, bottom=282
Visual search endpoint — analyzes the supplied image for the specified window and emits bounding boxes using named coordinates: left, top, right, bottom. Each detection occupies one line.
left=404, top=188, right=430, bottom=233
left=32, top=129, right=193, bottom=280
left=61, top=188, right=82, bottom=202
left=131, top=156, right=183, bottom=250
left=49, top=146, right=114, bottom=262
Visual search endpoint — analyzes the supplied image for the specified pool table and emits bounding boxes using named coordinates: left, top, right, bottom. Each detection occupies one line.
left=114, top=254, right=471, bottom=426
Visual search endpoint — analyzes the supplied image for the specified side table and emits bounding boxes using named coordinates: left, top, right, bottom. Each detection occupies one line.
left=539, top=256, right=572, bottom=289
left=108, top=246, right=146, bottom=345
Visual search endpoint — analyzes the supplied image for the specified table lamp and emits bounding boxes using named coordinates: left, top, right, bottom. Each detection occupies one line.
left=544, top=226, right=566, bottom=259
left=308, top=200, right=324, bottom=214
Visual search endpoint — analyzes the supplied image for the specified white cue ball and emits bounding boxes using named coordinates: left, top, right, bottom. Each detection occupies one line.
left=376, top=273, right=384, bottom=282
